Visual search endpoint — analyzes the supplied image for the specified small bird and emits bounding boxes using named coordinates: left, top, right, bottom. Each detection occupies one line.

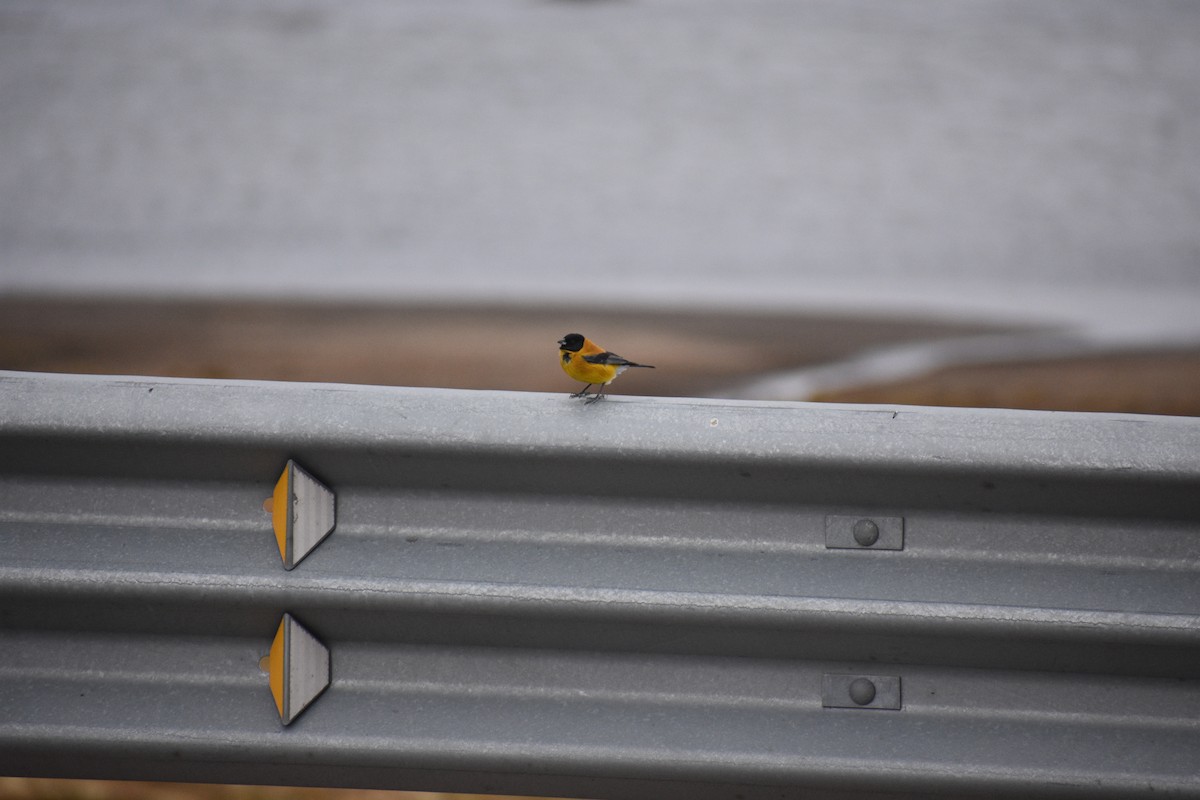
left=557, top=333, right=655, bottom=403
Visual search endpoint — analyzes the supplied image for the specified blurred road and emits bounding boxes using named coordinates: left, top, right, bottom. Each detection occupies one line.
left=2, top=0, right=1199, bottom=339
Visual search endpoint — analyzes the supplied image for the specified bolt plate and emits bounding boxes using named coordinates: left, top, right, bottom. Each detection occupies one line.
left=822, top=674, right=902, bottom=710
left=825, top=515, right=905, bottom=550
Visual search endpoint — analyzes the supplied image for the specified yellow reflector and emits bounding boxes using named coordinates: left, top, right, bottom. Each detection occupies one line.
left=266, top=613, right=330, bottom=725
left=268, top=616, right=286, bottom=719
left=267, top=460, right=335, bottom=570
left=272, top=466, right=290, bottom=563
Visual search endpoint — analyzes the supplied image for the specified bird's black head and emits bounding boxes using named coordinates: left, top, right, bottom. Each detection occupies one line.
left=558, top=333, right=585, bottom=352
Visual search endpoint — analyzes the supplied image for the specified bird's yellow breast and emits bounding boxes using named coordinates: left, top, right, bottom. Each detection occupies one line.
left=560, top=351, right=619, bottom=385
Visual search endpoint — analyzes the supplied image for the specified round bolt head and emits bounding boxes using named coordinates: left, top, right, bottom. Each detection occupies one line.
left=848, top=677, right=877, bottom=706
left=852, top=519, right=880, bottom=547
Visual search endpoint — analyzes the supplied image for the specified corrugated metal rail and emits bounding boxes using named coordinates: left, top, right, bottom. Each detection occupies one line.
left=1, top=371, right=1198, bottom=799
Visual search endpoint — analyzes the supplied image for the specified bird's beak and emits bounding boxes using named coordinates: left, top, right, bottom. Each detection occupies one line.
left=557, top=339, right=566, bottom=347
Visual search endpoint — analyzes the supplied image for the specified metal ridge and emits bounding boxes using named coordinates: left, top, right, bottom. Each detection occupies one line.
left=1, top=371, right=1198, bottom=798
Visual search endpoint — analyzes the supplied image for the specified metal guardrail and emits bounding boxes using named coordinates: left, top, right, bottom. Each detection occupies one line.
left=1, top=371, right=1198, bottom=799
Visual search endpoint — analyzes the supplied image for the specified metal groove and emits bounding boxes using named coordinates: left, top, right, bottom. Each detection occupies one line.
left=1, top=371, right=1198, bottom=799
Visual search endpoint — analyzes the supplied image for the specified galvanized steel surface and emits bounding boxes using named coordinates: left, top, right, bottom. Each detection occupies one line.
left=1, top=372, right=1198, bottom=798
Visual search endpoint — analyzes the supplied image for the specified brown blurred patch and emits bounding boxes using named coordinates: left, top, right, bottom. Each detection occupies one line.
left=3, top=295, right=1199, bottom=415
left=812, top=347, right=1200, bottom=417
left=0, top=296, right=1003, bottom=397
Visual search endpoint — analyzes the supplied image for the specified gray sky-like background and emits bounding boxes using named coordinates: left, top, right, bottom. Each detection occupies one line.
left=3, top=0, right=1199, bottom=338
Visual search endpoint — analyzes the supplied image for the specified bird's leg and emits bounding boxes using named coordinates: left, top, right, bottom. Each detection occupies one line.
left=584, top=386, right=606, bottom=404
left=570, top=384, right=594, bottom=399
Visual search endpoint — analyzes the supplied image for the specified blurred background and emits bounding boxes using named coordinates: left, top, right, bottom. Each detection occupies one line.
left=1, top=0, right=1199, bottom=797
left=3, top=0, right=1200, bottom=415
